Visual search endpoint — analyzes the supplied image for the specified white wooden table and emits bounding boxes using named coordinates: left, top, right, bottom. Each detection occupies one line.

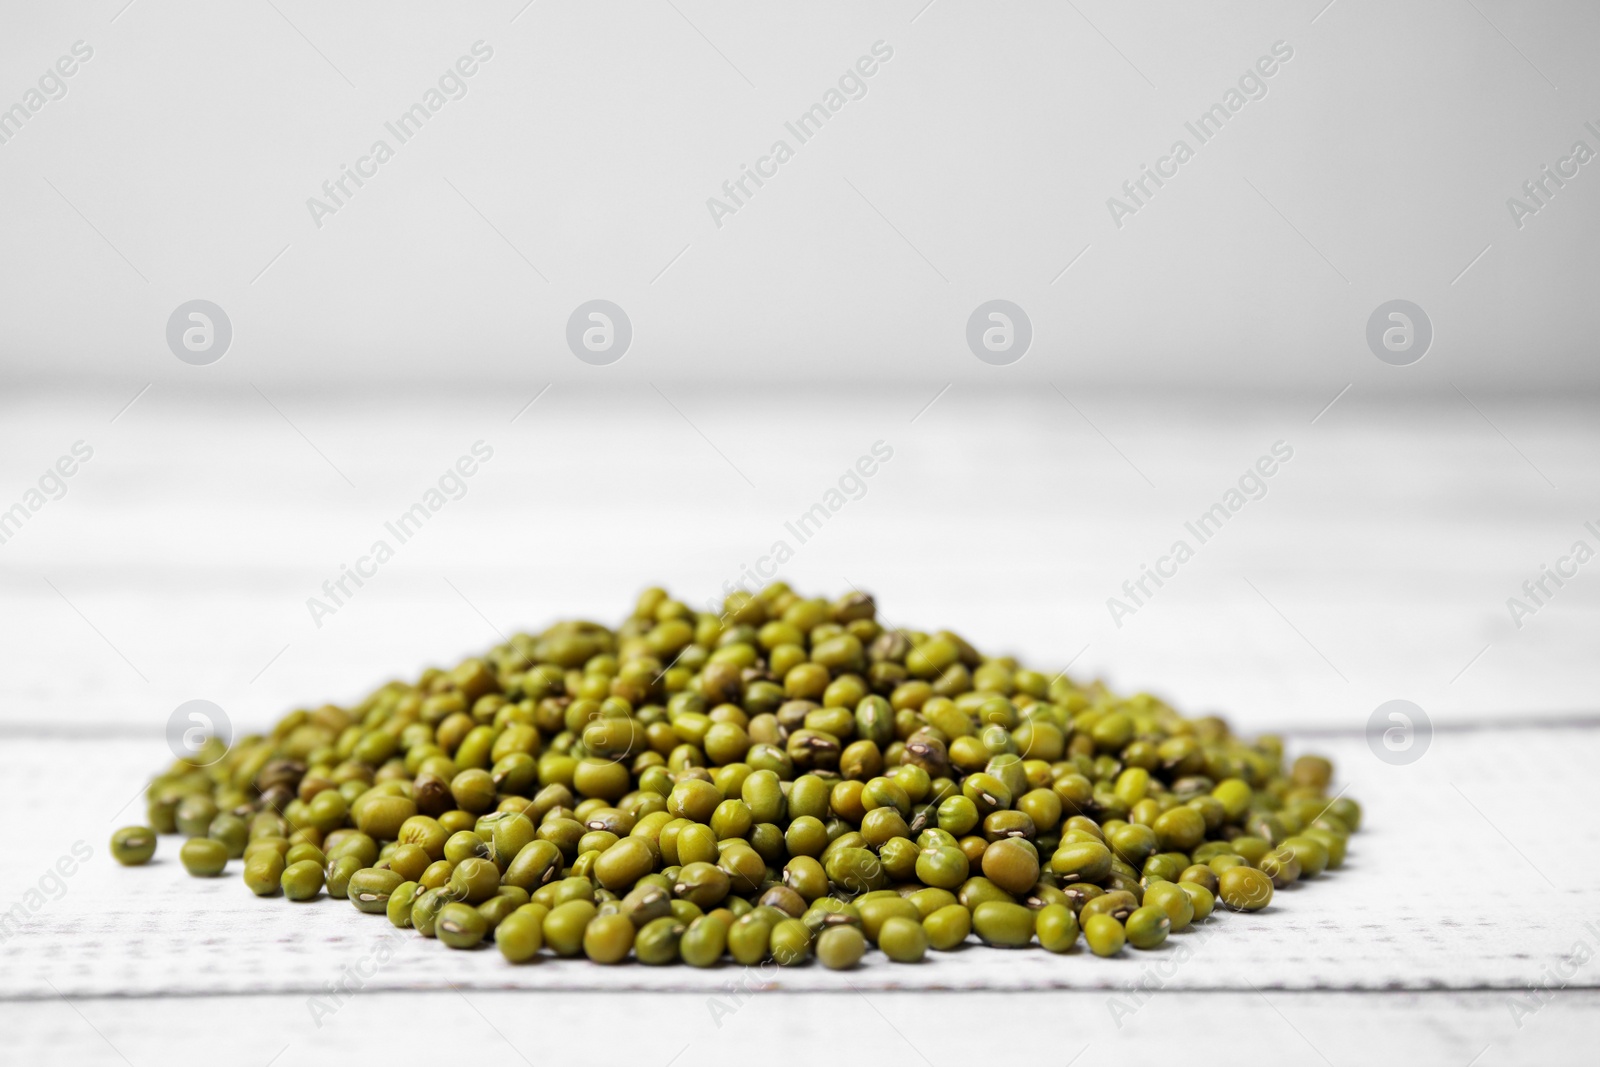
left=2, top=385, right=1596, bottom=1065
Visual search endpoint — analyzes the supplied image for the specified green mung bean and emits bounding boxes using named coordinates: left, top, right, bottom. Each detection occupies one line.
left=110, top=827, right=156, bottom=866
left=180, top=837, right=227, bottom=877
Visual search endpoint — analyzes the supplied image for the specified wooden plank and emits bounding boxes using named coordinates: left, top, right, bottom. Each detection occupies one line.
left=1, top=387, right=1595, bottom=738
left=16, top=989, right=1598, bottom=1067
left=4, top=727, right=1596, bottom=999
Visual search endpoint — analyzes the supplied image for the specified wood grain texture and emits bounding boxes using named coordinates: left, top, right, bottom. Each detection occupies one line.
left=2, top=385, right=1596, bottom=1058
left=15, top=989, right=1600, bottom=1067
left=2, top=385, right=1595, bottom=735
left=5, top=727, right=1597, bottom=1000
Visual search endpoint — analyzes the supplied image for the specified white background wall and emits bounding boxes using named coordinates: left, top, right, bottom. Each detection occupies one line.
left=2, top=0, right=1598, bottom=390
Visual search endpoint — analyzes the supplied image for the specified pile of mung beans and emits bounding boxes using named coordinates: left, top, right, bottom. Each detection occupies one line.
left=112, top=584, right=1360, bottom=968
